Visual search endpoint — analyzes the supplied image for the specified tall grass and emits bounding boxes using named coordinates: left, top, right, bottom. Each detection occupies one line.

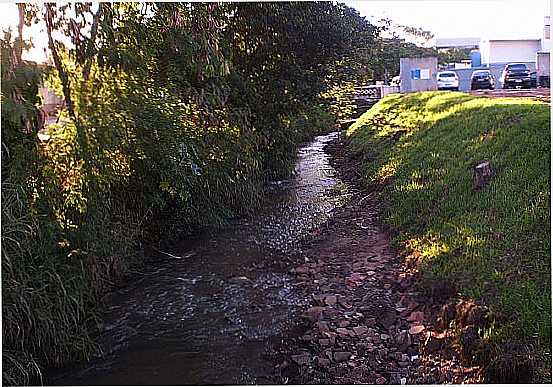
left=347, top=91, right=550, bottom=367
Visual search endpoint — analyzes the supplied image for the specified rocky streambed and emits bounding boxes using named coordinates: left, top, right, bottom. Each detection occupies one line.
left=48, top=131, right=483, bottom=385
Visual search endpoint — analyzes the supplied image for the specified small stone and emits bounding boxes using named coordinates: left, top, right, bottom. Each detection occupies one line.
left=353, top=325, right=368, bottom=336
left=333, top=351, right=352, bottom=362
left=294, top=266, right=309, bottom=274
left=317, top=321, right=330, bottom=333
left=409, top=325, right=425, bottom=335
left=323, top=331, right=337, bottom=344
left=336, top=327, right=350, bottom=336
left=304, top=306, right=325, bottom=321
left=339, top=300, right=353, bottom=309
left=338, top=320, right=350, bottom=328
left=317, top=357, right=331, bottom=367
left=325, top=295, right=337, bottom=306
left=376, top=376, right=387, bottom=384
left=291, top=353, right=310, bottom=365
left=381, top=333, right=390, bottom=341
left=319, top=339, right=331, bottom=346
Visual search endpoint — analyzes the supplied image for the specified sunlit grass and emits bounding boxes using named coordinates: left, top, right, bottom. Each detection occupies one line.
left=347, top=91, right=551, bottom=356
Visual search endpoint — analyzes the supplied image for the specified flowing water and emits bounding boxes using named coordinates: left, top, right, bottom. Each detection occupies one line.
left=48, top=132, right=352, bottom=386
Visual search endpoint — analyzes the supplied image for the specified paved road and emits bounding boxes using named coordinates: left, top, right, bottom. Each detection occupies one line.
left=469, top=88, right=550, bottom=103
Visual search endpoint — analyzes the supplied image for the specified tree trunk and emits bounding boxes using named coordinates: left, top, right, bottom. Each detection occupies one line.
left=16, top=3, right=25, bottom=64
left=45, top=3, right=76, bottom=121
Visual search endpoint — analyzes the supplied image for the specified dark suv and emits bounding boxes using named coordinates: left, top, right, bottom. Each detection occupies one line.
left=501, top=63, right=532, bottom=89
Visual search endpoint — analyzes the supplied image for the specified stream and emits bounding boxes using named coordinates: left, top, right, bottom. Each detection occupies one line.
left=48, top=132, right=352, bottom=385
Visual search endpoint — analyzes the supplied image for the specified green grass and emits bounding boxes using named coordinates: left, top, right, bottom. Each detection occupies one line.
left=347, top=91, right=550, bottom=358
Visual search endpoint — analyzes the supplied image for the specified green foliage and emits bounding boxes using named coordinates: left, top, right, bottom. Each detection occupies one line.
left=347, top=92, right=551, bottom=359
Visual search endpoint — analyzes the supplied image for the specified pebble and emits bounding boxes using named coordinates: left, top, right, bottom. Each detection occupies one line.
left=291, top=353, right=310, bottom=365
left=409, top=325, right=425, bottom=335
left=333, top=351, right=352, bottom=362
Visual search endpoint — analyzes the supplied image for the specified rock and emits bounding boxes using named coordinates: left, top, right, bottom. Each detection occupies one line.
left=366, top=318, right=377, bottom=327
left=409, top=325, right=425, bottom=335
left=294, top=266, right=310, bottom=274
left=323, top=331, right=337, bottom=344
left=319, top=339, right=331, bottom=346
left=380, top=333, right=390, bottom=341
left=325, top=295, right=337, bottom=306
left=376, top=376, right=387, bottom=384
left=338, top=320, right=350, bottom=328
left=407, top=311, right=425, bottom=322
left=353, top=325, right=368, bottom=336
left=291, top=353, right=310, bottom=365
left=473, top=160, right=493, bottom=190
left=339, top=299, right=353, bottom=309
left=395, top=330, right=412, bottom=351
left=333, top=351, right=352, bottom=362
left=317, top=321, right=330, bottom=333
left=304, top=306, right=325, bottom=321
left=336, top=328, right=350, bottom=336
left=317, top=357, right=331, bottom=367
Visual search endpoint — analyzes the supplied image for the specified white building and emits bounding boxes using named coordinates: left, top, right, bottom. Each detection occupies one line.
left=479, top=38, right=542, bottom=66
left=434, top=37, right=480, bottom=50
left=541, top=16, right=550, bottom=52
left=480, top=16, right=550, bottom=66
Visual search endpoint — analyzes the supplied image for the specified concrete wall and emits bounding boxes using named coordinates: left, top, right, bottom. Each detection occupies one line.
left=481, top=39, right=542, bottom=65
left=399, top=57, right=438, bottom=93
left=537, top=52, right=550, bottom=77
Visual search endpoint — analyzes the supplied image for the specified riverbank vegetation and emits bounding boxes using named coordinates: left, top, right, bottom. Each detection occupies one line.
left=346, top=92, right=550, bottom=380
left=1, top=3, right=386, bottom=384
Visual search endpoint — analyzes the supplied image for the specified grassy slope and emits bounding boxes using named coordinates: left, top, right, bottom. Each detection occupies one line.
left=347, top=92, right=550, bottom=355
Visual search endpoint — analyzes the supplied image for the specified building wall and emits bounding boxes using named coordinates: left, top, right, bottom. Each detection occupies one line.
left=399, top=57, right=438, bottom=93
left=481, top=40, right=542, bottom=65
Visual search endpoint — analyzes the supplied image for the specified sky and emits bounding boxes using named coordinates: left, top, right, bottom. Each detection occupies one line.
left=0, top=0, right=550, bottom=63
left=346, top=0, right=550, bottom=44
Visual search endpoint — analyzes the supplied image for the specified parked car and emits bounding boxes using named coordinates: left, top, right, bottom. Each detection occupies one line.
left=530, top=71, right=537, bottom=88
left=437, top=71, right=459, bottom=91
left=501, top=63, right=533, bottom=89
left=470, top=70, right=495, bottom=90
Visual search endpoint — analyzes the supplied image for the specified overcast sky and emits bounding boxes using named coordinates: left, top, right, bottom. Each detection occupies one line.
left=0, top=1, right=550, bottom=62
left=346, top=0, right=550, bottom=43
